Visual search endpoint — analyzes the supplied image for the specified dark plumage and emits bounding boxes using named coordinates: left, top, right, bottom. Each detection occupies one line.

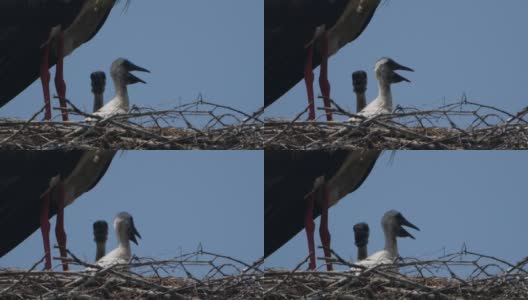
left=0, top=0, right=118, bottom=115
left=265, top=0, right=381, bottom=107
left=0, top=151, right=114, bottom=264
left=265, top=150, right=380, bottom=258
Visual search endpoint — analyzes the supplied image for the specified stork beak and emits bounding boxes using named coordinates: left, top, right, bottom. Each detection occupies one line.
left=129, top=219, right=142, bottom=245
left=125, top=61, right=150, bottom=85
left=127, top=73, right=147, bottom=85
left=397, top=215, right=420, bottom=239
left=391, top=62, right=414, bottom=83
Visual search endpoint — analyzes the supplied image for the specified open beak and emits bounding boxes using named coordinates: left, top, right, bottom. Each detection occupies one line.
left=128, top=219, right=142, bottom=245
left=127, top=72, right=147, bottom=84
left=391, top=62, right=414, bottom=83
left=397, top=216, right=420, bottom=239
left=126, top=61, right=150, bottom=85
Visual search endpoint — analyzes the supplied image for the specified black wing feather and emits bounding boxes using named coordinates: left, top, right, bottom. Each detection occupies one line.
left=0, top=0, right=86, bottom=107
left=264, top=0, right=380, bottom=107
left=0, top=151, right=85, bottom=257
left=265, top=150, right=363, bottom=257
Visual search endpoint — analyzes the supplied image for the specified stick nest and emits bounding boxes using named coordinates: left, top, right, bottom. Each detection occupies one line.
left=0, top=100, right=264, bottom=150
left=2, top=249, right=526, bottom=299
left=264, top=100, right=528, bottom=150
left=2, top=99, right=527, bottom=150
left=263, top=249, right=528, bottom=300
left=0, top=250, right=265, bottom=300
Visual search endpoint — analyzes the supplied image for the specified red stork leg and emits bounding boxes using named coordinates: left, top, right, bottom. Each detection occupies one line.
left=40, top=192, right=52, bottom=270
left=319, top=184, right=333, bottom=271
left=304, top=192, right=316, bottom=270
left=55, top=182, right=69, bottom=271
left=318, top=32, right=333, bottom=121
left=40, top=44, right=52, bottom=120
left=54, top=31, right=69, bottom=121
left=304, top=45, right=316, bottom=120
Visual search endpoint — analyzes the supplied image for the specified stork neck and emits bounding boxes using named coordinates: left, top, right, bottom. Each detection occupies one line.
left=355, top=92, right=367, bottom=112
left=112, top=78, right=130, bottom=109
left=116, top=229, right=131, bottom=253
left=93, top=93, right=104, bottom=112
left=377, top=80, right=393, bottom=111
left=95, top=242, right=106, bottom=261
left=357, top=245, right=368, bottom=261
left=114, top=81, right=128, bottom=99
left=384, top=232, right=398, bottom=258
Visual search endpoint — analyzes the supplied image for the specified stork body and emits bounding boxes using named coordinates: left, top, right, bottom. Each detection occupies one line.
left=96, top=212, right=141, bottom=267
left=0, top=151, right=115, bottom=270
left=0, top=0, right=119, bottom=120
left=265, top=0, right=381, bottom=119
left=265, top=150, right=380, bottom=270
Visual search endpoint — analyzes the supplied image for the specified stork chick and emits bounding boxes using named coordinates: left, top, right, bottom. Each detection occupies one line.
left=93, top=220, right=108, bottom=262
left=92, top=58, right=149, bottom=118
left=90, top=71, right=106, bottom=112
left=353, top=222, right=369, bottom=261
left=356, top=58, right=413, bottom=117
left=96, top=212, right=141, bottom=267
left=352, top=71, right=368, bottom=113
left=354, top=210, right=419, bottom=270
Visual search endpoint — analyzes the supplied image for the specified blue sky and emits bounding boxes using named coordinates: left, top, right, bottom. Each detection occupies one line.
left=1, top=151, right=263, bottom=270
left=264, top=0, right=528, bottom=119
left=265, top=151, right=528, bottom=272
left=0, top=0, right=262, bottom=120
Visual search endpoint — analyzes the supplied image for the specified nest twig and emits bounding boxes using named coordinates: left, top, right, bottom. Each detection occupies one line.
left=0, top=99, right=264, bottom=150
left=263, top=249, right=528, bottom=300
left=264, top=99, right=528, bottom=150
left=2, top=248, right=527, bottom=299
left=2, top=98, right=527, bottom=149
left=0, top=249, right=265, bottom=300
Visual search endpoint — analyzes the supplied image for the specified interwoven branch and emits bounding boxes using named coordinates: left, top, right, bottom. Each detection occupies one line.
left=2, top=99, right=527, bottom=149
left=264, top=99, right=528, bottom=150
left=263, top=249, right=528, bottom=300
left=0, top=250, right=264, bottom=300
left=0, top=99, right=264, bottom=150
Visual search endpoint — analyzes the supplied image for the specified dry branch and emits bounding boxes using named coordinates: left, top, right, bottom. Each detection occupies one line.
left=0, top=100, right=264, bottom=150
left=2, top=248, right=527, bottom=299
left=1, top=99, right=527, bottom=149
left=264, top=100, right=528, bottom=150
left=263, top=249, right=528, bottom=300
left=0, top=250, right=264, bottom=300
